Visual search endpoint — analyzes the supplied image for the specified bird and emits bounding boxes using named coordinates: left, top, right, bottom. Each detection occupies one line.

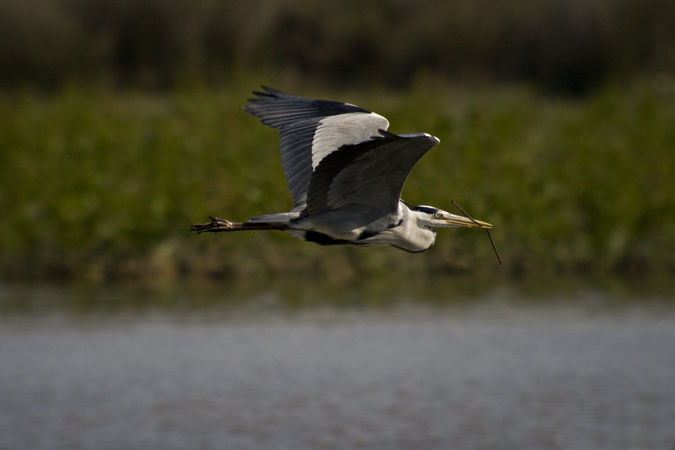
left=190, top=86, right=491, bottom=253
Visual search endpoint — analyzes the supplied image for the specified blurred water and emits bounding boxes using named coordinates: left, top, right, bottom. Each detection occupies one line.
left=1, top=279, right=675, bottom=450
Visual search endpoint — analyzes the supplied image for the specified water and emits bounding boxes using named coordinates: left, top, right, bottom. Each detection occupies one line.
left=1, top=279, right=675, bottom=450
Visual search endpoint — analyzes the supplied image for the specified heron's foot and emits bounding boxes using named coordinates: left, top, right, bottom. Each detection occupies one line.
left=190, top=216, right=236, bottom=233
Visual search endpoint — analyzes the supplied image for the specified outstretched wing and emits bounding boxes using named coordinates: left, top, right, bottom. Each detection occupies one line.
left=306, top=131, right=440, bottom=220
left=244, top=86, right=389, bottom=210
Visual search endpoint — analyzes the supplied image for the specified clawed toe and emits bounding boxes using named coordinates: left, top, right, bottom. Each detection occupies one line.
left=190, top=216, right=234, bottom=233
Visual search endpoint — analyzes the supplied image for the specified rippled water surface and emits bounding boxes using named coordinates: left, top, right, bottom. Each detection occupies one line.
left=1, top=279, right=675, bottom=450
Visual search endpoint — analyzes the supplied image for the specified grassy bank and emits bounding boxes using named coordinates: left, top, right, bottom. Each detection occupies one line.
left=1, top=81, right=674, bottom=282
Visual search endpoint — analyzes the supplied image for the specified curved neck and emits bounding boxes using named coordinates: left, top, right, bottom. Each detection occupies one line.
left=395, top=203, right=437, bottom=252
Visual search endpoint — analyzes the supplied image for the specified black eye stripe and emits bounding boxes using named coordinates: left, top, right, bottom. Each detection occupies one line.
left=410, top=206, right=438, bottom=215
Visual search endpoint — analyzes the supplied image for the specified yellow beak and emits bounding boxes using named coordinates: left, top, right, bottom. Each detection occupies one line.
left=442, top=213, right=492, bottom=229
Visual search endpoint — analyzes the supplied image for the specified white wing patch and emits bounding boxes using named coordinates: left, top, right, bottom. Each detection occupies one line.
left=311, top=112, right=389, bottom=169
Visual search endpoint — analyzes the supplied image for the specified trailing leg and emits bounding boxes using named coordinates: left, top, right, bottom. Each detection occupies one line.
left=190, top=216, right=287, bottom=234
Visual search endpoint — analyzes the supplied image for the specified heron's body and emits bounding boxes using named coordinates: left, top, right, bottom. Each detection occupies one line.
left=276, top=201, right=436, bottom=253
left=191, top=87, right=491, bottom=252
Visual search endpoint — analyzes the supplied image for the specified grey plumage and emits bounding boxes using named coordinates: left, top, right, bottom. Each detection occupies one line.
left=191, top=86, right=491, bottom=252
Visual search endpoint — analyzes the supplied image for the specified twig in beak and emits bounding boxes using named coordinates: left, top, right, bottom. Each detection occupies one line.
left=451, top=200, right=502, bottom=265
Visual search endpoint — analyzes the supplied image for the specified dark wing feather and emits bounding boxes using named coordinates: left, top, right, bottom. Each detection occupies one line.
left=306, top=132, right=440, bottom=219
left=246, top=86, right=369, bottom=128
left=244, top=86, right=387, bottom=210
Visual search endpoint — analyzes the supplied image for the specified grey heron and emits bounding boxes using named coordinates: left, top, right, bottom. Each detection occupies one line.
left=191, top=86, right=492, bottom=253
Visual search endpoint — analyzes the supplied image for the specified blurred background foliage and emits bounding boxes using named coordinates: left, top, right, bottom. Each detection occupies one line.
left=1, top=0, right=675, bottom=283
left=2, top=0, right=674, bottom=93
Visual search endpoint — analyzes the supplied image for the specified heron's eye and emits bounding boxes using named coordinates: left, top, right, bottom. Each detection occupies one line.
left=434, top=212, right=443, bottom=219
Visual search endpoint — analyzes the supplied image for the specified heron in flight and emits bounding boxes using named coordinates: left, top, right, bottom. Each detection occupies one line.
left=191, top=86, right=492, bottom=253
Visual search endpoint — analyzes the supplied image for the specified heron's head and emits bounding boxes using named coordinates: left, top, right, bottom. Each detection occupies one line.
left=409, top=205, right=492, bottom=229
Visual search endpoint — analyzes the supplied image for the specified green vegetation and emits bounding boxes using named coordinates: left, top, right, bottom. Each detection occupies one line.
left=2, top=0, right=674, bottom=94
left=2, top=80, right=674, bottom=282
left=2, top=0, right=674, bottom=283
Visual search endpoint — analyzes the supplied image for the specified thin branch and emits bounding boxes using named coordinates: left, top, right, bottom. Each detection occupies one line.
left=451, top=200, right=502, bottom=265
